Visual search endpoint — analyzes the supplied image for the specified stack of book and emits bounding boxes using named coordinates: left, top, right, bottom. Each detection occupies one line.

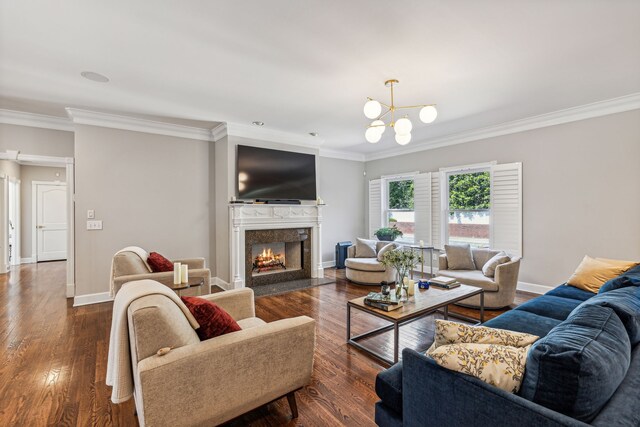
left=364, top=292, right=404, bottom=311
left=428, top=276, right=461, bottom=289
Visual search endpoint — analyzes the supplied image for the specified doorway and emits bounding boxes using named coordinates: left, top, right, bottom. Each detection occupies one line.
left=34, top=182, right=67, bottom=261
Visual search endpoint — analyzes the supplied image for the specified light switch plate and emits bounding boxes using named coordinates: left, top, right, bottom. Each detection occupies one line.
left=87, top=220, right=103, bottom=230
left=87, top=209, right=95, bottom=219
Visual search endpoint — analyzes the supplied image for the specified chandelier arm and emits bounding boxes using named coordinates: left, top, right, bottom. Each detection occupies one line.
left=394, top=103, right=437, bottom=110
left=377, top=108, right=392, bottom=120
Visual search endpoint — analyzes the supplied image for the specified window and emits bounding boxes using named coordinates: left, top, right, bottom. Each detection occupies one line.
left=446, top=170, right=490, bottom=248
left=386, top=178, right=414, bottom=242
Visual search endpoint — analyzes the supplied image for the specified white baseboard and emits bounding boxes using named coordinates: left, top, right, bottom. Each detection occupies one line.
left=322, top=260, right=336, bottom=268
left=212, top=276, right=232, bottom=291
left=66, top=283, right=74, bottom=298
left=517, top=281, right=553, bottom=295
left=73, top=292, right=113, bottom=307
left=21, top=257, right=36, bottom=264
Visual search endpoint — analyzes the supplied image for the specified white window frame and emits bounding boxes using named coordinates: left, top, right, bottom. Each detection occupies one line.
left=381, top=172, right=418, bottom=244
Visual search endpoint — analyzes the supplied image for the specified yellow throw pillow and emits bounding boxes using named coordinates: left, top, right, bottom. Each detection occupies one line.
left=431, top=319, right=539, bottom=349
left=428, top=343, right=531, bottom=393
left=567, top=256, right=638, bottom=293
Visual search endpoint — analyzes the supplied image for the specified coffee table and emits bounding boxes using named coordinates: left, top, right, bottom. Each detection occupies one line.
left=346, top=284, right=484, bottom=365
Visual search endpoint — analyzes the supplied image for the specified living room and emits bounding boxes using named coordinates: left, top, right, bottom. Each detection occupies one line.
left=1, top=1, right=639, bottom=426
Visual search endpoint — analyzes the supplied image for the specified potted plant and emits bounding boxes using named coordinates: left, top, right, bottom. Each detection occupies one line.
left=380, top=248, right=423, bottom=301
left=374, top=224, right=403, bottom=241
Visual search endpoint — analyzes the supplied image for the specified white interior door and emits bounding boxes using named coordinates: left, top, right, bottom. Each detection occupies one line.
left=36, top=183, right=67, bottom=261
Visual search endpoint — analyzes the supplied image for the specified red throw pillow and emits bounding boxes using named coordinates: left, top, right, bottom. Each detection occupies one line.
left=147, top=252, right=173, bottom=272
left=181, top=296, right=242, bottom=340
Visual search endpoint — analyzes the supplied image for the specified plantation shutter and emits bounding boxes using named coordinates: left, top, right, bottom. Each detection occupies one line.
left=413, top=172, right=431, bottom=245
left=368, top=179, right=383, bottom=238
left=490, top=162, right=523, bottom=257
left=431, top=173, right=442, bottom=249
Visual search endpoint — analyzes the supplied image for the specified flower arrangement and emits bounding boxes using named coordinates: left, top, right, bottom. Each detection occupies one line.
left=380, top=248, right=423, bottom=299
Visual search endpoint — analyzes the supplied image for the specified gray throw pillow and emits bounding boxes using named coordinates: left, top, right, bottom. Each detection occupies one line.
left=377, top=242, right=397, bottom=261
left=482, top=251, right=511, bottom=277
left=444, top=244, right=475, bottom=270
left=355, top=238, right=377, bottom=258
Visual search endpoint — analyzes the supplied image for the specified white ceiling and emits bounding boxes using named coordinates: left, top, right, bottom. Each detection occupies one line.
left=1, top=1, right=639, bottom=154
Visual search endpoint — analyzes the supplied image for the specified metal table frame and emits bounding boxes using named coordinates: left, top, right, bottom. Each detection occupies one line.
left=346, top=289, right=484, bottom=366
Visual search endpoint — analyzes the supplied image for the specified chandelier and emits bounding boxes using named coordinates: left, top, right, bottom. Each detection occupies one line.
left=363, top=79, right=437, bottom=145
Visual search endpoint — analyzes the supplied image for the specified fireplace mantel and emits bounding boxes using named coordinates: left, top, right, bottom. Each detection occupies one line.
left=229, top=204, right=324, bottom=288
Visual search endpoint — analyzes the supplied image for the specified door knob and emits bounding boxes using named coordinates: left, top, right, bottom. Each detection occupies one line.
left=36, top=225, right=44, bottom=229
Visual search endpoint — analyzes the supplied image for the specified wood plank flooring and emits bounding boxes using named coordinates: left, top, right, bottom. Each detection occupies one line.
left=0, top=262, right=534, bottom=426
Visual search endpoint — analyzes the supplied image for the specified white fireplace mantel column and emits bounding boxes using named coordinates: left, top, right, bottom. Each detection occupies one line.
left=229, top=204, right=324, bottom=288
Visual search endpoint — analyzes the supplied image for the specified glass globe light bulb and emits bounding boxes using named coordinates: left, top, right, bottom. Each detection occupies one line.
left=395, top=133, right=412, bottom=145
left=365, top=127, right=382, bottom=143
left=419, top=105, right=438, bottom=123
left=363, top=100, right=382, bottom=119
left=371, top=120, right=385, bottom=135
left=394, top=117, right=412, bottom=136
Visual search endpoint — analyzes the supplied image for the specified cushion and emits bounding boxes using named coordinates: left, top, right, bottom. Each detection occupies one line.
left=520, top=304, right=631, bottom=423
left=375, top=362, right=403, bottom=415
left=567, top=255, right=637, bottom=293
left=577, top=286, right=640, bottom=345
left=444, top=244, right=475, bottom=270
left=147, top=252, right=174, bottom=272
left=438, top=270, right=499, bottom=292
left=514, top=295, right=583, bottom=321
left=377, top=242, right=397, bottom=261
left=426, top=320, right=538, bottom=393
left=482, top=251, right=510, bottom=277
left=355, top=238, right=377, bottom=258
left=180, top=296, right=241, bottom=340
left=345, top=258, right=387, bottom=272
left=546, top=284, right=595, bottom=302
left=471, top=248, right=502, bottom=271
left=482, top=310, right=562, bottom=338
left=600, top=264, right=640, bottom=293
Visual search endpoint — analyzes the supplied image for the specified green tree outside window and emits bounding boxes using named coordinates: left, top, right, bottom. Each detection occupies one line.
left=388, top=180, right=414, bottom=209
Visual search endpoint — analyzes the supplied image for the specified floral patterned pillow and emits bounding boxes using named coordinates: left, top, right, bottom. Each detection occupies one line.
left=426, top=320, right=539, bottom=393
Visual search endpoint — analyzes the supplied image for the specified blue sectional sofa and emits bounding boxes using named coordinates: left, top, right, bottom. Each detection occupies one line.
left=375, top=265, right=640, bottom=426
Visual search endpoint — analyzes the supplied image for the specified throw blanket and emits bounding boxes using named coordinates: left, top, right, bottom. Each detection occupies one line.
left=109, top=246, right=153, bottom=297
left=106, top=279, right=200, bottom=404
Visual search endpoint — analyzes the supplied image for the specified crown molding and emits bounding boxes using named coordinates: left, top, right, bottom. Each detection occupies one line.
left=0, top=151, right=73, bottom=167
left=318, top=148, right=365, bottom=162
left=213, top=122, right=325, bottom=148
left=365, top=92, right=640, bottom=161
left=65, top=108, right=214, bottom=141
left=0, top=109, right=74, bottom=132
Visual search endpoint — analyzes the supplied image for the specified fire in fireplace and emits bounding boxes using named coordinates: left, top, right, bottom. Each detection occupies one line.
left=252, top=243, right=288, bottom=275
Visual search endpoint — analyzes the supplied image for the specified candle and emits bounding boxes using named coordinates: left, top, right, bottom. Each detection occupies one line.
left=173, top=263, right=182, bottom=285
left=408, top=280, right=416, bottom=296
left=181, top=264, right=189, bottom=284
left=231, top=196, right=236, bottom=201
left=419, top=240, right=424, bottom=247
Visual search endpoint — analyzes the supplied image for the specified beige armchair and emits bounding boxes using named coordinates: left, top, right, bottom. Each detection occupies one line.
left=439, top=248, right=521, bottom=309
left=345, top=241, right=397, bottom=285
left=112, top=250, right=211, bottom=294
left=127, top=287, right=316, bottom=426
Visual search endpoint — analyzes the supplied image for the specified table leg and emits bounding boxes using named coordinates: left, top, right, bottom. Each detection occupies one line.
left=393, top=322, right=400, bottom=363
left=346, top=304, right=351, bottom=341
left=429, top=248, right=434, bottom=276
left=443, top=304, right=449, bottom=320
left=480, top=292, right=485, bottom=323
left=421, top=248, right=425, bottom=279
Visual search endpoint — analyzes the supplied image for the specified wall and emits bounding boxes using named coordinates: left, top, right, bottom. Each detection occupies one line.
left=20, top=165, right=67, bottom=260
left=74, top=125, right=210, bottom=297
left=0, top=160, right=21, bottom=270
left=365, top=109, right=640, bottom=287
left=317, top=156, right=366, bottom=264
left=0, top=123, right=74, bottom=157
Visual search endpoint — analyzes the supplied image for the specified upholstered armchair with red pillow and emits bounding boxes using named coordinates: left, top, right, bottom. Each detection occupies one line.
left=111, top=246, right=211, bottom=294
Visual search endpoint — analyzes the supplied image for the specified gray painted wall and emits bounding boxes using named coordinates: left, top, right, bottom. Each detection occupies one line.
left=365, top=109, right=640, bottom=287
left=20, top=165, right=67, bottom=259
left=73, top=125, right=210, bottom=296
left=318, top=156, right=366, bottom=263
left=0, top=123, right=74, bottom=156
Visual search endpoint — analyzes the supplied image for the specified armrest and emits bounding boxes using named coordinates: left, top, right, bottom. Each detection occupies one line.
left=402, top=349, right=587, bottom=427
left=438, top=254, right=449, bottom=271
left=173, top=257, right=205, bottom=269
left=347, top=245, right=356, bottom=259
left=137, top=316, right=316, bottom=426
left=199, top=288, right=255, bottom=320
left=495, top=257, right=521, bottom=288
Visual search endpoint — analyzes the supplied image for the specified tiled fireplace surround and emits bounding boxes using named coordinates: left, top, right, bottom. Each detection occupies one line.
left=229, top=204, right=324, bottom=289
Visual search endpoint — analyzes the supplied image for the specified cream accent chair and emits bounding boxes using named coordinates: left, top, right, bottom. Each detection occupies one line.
left=127, top=287, right=316, bottom=427
left=439, top=248, right=521, bottom=309
left=345, top=241, right=397, bottom=285
left=112, top=251, right=211, bottom=294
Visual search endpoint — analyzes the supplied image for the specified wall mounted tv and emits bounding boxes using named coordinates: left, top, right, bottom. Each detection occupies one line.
left=237, top=145, right=317, bottom=200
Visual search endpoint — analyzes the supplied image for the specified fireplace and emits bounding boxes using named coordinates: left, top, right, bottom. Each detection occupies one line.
left=244, top=228, right=311, bottom=288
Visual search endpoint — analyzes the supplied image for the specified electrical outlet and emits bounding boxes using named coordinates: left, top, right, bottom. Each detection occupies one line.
left=87, top=209, right=95, bottom=219
left=87, top=220, right=103, bottom=230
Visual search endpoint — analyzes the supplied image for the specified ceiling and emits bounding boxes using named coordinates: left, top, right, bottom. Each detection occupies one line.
left=1, top=1, right=639, bottom=155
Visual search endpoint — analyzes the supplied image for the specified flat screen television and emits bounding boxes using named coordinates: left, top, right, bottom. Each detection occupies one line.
left=237, top=145, right=317, bottom=200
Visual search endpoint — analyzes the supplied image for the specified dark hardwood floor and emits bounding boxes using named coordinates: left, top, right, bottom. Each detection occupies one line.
left=0, top=262, right=534, bottom=426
